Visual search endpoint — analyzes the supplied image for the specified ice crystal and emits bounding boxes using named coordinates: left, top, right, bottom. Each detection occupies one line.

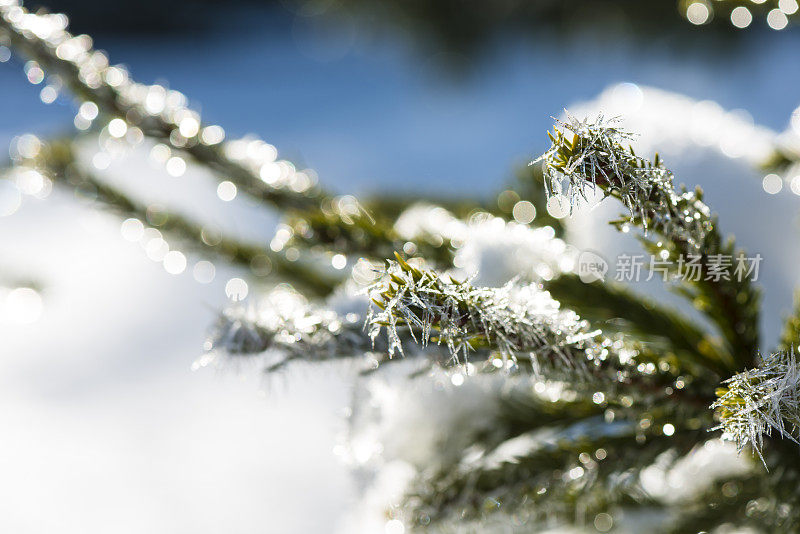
left=712, top=350, right=800, bottom=462
left=534, top=114, right=712, bottom=250
left=207, top=286, right=370, bottom=372
left=207, top=283, right=454, bottom=372
left=367, top=254, right=604, bottom=371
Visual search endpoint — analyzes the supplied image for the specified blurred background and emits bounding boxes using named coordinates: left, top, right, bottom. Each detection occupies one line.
left=2, top=1, right=800, bottom=532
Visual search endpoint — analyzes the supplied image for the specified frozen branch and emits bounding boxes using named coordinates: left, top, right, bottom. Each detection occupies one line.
left=367, top=253, right=611, bottom=373
left=3, top=136, right=340, bottom=296
left=0, top=1, right=322, bottom=211
left=534, top=114, right=708, bottom=247
left=535, top=115, right=761, bottom=372
left=0, top=3, right=468, bottom=270
left=712, top=350, right=800, bottom=463
left=205, top=287, right=373, bottom=372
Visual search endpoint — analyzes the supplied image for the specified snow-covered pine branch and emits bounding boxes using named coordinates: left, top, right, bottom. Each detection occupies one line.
left=535, top=114, right=761, bottom=373
left=0, top=0, right=321, bottom=211
left=204, top=286, right=374, bottom=372
left=0, top=1, right=460, bottom=273
left=205, top=281, right=462, bottom=374
left=2, top=136, right=344, bottom=296
left=713, top=350, right=800, bottom=463
left=367, top=252, right=621, bottom=374
left=535, top=114, right=709, bottom=247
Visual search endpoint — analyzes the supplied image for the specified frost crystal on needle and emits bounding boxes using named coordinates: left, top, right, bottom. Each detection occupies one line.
left=207, top=286, right=370, bottom=371
left=535, top=114, right=712, bottom=250
left=367, top=254, right=604, bottom=371
left=712, top=351, right=800, bottom=463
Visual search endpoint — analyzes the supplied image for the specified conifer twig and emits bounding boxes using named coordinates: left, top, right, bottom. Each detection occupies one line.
left=367, top=253, right=608, bottom=372
left=546, top=273, right=731, bottom=377
left=5, top=137, right=340, bottom=296
left=367, top=254, right=719, bottom=414
left=712, top=350, right=800, bottom=462
left=206, top=287, right=373, bottom=371
left=207, top=285, right=459, bottom=373
left=0, top=2, right=459, bottom=268
left=535, top=115, right=760, bottom=372
left=0, top=1, right=322, bottom=211
left=405, top=421, right=707, bottom=529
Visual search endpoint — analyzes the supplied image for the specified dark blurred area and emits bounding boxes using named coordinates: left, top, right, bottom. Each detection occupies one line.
left=26, top=0, right=265, bottom=34
left=28, top=0, right=757, bottom=64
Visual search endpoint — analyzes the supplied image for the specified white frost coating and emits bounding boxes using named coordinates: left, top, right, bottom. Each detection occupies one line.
left=639, top=439, right=752, bottom=504
left=712, top=351, right=800, bottom=461
left=368, top=260, right=604, bottom=370
left=394, top=204, right=575, bottom=287
left=336, top=365, right=510, bottom=533
left=393, top=203, right=468, bottom=244
left=212, top=279, right=370, bottom=358
left=537, top=114, right=713, bottom=251
left=352, top=369, right=506, bottom=467
left=568, top=83, right=778, bottom=165
left=453, top=214, right=575, bottom=286
left=204, top=284, right=370, bottom=370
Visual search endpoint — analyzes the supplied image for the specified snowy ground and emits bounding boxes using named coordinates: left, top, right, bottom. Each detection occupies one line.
left=0, top=187, right=355, bottom=533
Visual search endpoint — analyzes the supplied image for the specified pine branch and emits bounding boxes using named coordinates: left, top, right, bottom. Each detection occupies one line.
left=6, top=3, right=587, bottom=293
left=207, top=287, right=374, bottom=371
left=283, top=201, right=455, bottom=267
left=392, top=365, right=728, bottom=530
left=7, top=137, right=340, bottom=296
left=367, top=253, right=608, bottom=373
left=360, top=195, right=498, bottom=223
left=535, top=115, right=760, bottom=372
left=489, top=390, right=605, bottom=445
left=664, top=473, right=771, bottom=534
left=712, top=350, right=800, bottom=463
left=0, top=2, right=323, bottom=212
left=546, top=273, right=731, bottom=378
left=779, top=292, right=800, bottom=352
left=207, top=283, right=463, bottom=374
left=757, top=437, right=800, bottom=529
left=478, top=379, right=699, bottom=457
left=367, top=254, right=720, bottom=417
left=396, top=366, right=725, bottom=529
left=0, top=3, right=465, bottom=270
left=664, top=437, right=800, bottom=534
left=405, top=419, right=707, bottom=530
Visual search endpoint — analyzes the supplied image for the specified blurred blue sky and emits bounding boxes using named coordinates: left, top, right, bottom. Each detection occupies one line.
left=3, top=5, right=800, bottom=197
